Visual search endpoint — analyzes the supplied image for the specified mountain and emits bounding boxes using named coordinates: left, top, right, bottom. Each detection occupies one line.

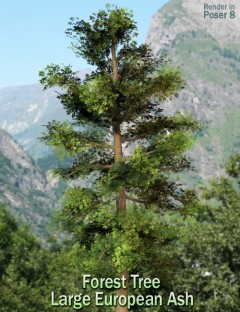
left=0, top=83, right=66, bottom=159
left=0, top=70, right=89, bottom=160
left=146, top=0, right=240, bottom=180
left=0, top=129, right=59, bottom=239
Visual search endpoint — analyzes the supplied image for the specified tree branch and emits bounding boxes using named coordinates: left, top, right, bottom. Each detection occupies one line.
left=121, top=134, right=145, bottom=143
left=64, top=163, right=113, bottom=179
left=95, top=164, right=112, bottom=169
left=125, top=194, right=148, bottom=204
left=84, top=142, right=114, bottom=149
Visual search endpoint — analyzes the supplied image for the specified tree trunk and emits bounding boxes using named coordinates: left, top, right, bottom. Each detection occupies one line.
left=113, top=124, right=127, bottom=214
left=111, top=40, right=128, bottom=312
left=113, top=125, right=128, bottom=312
left=111, top=39, right=118, bottom=81
left=116, top=271, right=128, bottom=312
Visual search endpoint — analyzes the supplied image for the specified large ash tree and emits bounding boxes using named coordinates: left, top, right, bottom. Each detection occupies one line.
left=39, top=5, right=198, bottom=312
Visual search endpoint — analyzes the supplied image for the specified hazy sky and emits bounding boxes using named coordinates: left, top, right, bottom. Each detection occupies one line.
left=0, top=0, right=169, bottom=89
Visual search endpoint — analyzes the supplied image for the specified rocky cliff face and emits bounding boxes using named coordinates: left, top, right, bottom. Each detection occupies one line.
left=146, top=0, right=240, bottom=180
left=147, top=0, right=240, bottom=55
left=0, top=129, right=58, bottom=238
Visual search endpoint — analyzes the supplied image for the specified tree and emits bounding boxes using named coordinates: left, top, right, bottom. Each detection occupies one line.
left=0, top=204, right=17, bottom=279
left=39, top=5, right=198, bottom=311
left=0, top=204, right=85, bottom=311
left=0, top=204, right=51, bottom=311
left=169, top=155, right=240, bottom=311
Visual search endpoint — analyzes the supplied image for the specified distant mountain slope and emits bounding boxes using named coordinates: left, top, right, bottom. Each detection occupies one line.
left=0, top=70, right=89, bottom=160
left=0, top=129, right=58, bottom=238
left=0, top=84, right=65, bottom=159
left=146, top=0, right=240, bottom=180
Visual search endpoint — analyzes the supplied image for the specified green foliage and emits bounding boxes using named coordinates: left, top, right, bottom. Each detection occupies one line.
left=0, top=204, right=49, bottom=311
left=225, top=153, right=240, bottom=182
left=65, top=5, right=138, bottom=66
left=0, top=204, right=17, bottom=278
left=0, top=203, right=90, bottom=311
left=168, top=156, right=240, bottom=311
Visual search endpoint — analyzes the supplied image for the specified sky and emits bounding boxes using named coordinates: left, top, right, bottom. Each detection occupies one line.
left=0, top=0, right=169, bottom=89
